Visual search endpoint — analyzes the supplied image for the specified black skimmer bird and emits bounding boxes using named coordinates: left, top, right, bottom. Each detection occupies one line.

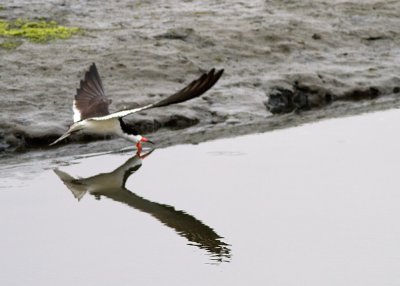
left=50, top=63, right=224, bottom=152
left=54, top=152, right=231, bottom=262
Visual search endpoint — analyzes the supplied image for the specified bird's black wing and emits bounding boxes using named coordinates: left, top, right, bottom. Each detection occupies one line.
left=73, top=63, right=111, bottom=122
left=152, top=68, right=224, bottom=108
left=89, top=68, right=224, bottom=121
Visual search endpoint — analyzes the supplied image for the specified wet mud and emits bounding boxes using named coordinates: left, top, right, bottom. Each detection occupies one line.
left=1, top=0, right=400, bottom=162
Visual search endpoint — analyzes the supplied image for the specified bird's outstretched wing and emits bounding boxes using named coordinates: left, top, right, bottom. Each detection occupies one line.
left=89, top=68, right=224, bottom=121
left=73, top=63, right=111, bottom=122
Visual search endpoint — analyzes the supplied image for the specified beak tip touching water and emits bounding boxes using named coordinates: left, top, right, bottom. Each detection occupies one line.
left=141, top=137, right=155, bottom=145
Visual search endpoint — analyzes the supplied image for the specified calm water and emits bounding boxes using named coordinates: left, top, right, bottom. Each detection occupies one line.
left=2, top=110, right=400, bottom=285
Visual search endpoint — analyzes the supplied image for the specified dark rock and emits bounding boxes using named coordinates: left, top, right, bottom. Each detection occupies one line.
left=127, top=114, right=199, bottom=133
left=163, top=114, right=199, bottom=130
left=266, top=82, right=382, bottom=115
left=128, top=119, right=162, bottom=134
left=312, top=33, right=321, bottom=40
left=293, top=90, right=310, bottom=110
left=364, top=36, right=386, bottom=41
left=266, top=84, right=331, bottom=114
left=154, top=28, right=194, bottom=41
left=265, top=88, right=294, bottom=114
left=342, top=87, right=380, bottom=101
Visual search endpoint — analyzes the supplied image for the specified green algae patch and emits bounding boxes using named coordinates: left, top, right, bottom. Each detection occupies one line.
left=0, top=40, right=22, bottom=50
left=0, top=19, right=81, bottom=44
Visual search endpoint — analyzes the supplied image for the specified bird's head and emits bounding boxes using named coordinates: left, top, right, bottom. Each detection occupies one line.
left=133, top=135, right=154, bottom=154
left=121, top=133, right=154, bottom=146
left=118, top=118, right=154, bottom=145
left=136, top=135, right=154, bottom=145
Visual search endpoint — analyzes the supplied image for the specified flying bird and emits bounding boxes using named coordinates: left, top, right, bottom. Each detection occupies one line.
left=50, top=63, right=224, bottom=152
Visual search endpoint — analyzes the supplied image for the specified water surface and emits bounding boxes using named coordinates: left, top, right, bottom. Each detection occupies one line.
left=2, top=110, right=400, bottom=285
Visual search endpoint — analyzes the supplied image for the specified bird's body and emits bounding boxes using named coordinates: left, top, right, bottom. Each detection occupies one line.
left=50, top=63, right=224, bottom=151
left=75, top=118, right=120, bottom=135
left=58, top=117, right=141, bottom=143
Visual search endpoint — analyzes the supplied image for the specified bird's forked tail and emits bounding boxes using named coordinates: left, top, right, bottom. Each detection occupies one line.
left=49, top=123, right=82, bottom=146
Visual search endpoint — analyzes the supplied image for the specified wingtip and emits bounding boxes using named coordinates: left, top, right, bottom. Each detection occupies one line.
left=88, top=63, right=98, bottom=74
left=209, top=68, right=224, bottom=77
left=214, top=68, right=224, bottom=81
left=85, top=63, right=99, bottom=82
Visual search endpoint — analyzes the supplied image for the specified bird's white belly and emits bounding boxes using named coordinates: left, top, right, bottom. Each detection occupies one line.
left=80, top=118, right=121, bottom=135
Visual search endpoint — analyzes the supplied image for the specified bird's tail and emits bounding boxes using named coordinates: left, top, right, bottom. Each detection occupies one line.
left=49, top=123, right=82, bottom=146
left=54, top=168, right=87, bottom=201
left=49, top=132, right=72, bottom=146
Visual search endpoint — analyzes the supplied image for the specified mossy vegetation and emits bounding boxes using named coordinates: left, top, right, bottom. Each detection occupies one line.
left=0, top=19, right=80, bottom=46
left=0, top=40, right=22, bottom=50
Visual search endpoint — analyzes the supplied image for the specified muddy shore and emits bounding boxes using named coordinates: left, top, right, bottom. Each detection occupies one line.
left=1, top=0, right=400, bottom=162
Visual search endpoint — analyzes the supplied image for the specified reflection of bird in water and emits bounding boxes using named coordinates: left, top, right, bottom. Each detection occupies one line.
left=54, top=151, right=231, bottom=262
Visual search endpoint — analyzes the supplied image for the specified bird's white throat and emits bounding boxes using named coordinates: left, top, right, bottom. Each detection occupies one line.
left=120, top=133, right=142, bottom=143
